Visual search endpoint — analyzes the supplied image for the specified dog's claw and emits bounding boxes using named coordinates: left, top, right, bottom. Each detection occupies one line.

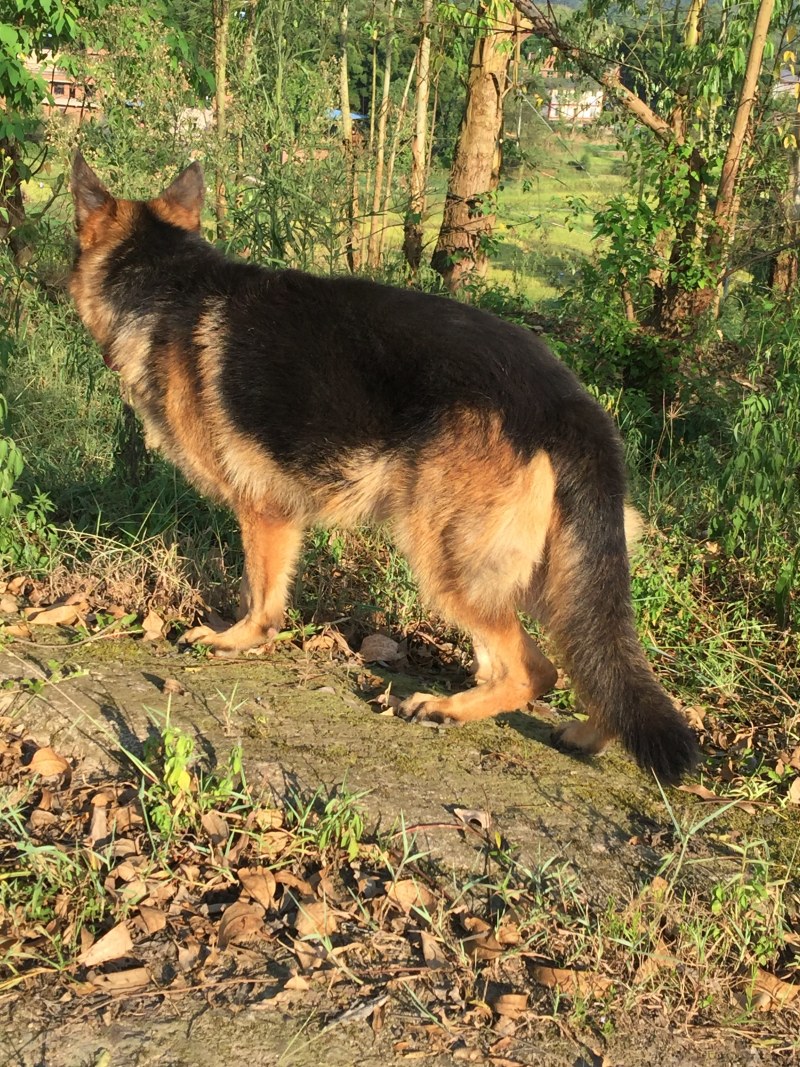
left=396, top=695, right=463, bottom=727
left=178, top=624, right=221, bottom=646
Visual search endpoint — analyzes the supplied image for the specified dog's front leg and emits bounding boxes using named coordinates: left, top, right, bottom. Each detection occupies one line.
left=182, top=507, right=303, bottom=652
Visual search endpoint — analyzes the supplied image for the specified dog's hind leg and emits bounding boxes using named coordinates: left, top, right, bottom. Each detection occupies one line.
left=399, top=605, right=556, bottom=724
left=393, top=432, right=557, bottom=723
left=183, top=507, right=303, bottom=652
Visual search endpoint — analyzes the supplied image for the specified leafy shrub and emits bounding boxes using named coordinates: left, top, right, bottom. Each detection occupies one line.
left=0, top=394, right=57, bottom=572
left=709, top=300, right=800, bottom=628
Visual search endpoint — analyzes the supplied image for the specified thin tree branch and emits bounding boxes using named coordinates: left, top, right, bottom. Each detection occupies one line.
left=508, top=0, right=676, bottom=146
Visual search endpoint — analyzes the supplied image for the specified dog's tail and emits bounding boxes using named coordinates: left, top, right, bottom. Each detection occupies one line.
left=544, top=410, right=698, bottom=784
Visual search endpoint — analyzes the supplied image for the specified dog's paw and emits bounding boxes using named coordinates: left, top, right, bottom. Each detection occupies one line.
left=551, top=720, right=609, bottom=756
left=178, top=620, right=276, bottom=655
left=179, top=624, right=222, bottom=646
left=396, top=693, right=463, bottom=728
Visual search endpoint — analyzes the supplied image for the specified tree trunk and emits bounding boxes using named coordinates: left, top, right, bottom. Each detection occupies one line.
left=213, top=0, right=231, bottom=241
left=709, top=0, right=775, bottom=255
left=339, top=3, right=362, bottom=272
left=367, top=1, right=396, bottom=270
left=657, top=0, right=775, bottom=326
left=369, top=26, right=378, bottom=153
left=235, top=0, right=259, bottom=206
left=771, top=247, right=799, bottom=294
left=0, top=139, right=28, bottom=265
left=402, top=0, right=432, bottom=274
left=683, top=0, right=706, bottom=49
left=431, top=2, right=518, bottom=292
left=378, top=56, right=416, bottom=263
left=426, top=74, right=440, bottom=176
left=771, top=102, right=800, bottom=295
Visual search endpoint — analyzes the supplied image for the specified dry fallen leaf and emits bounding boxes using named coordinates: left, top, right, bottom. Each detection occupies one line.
left=304, top=630, right=354, bottom=657
left=360, top=634, right=402, bottom=663
left=461, top=916, right=503, bottom=961
left=141, top=610, right=165, bottom=641
left=419, top=930, right=448, bottom=970
left=632, top=938, right=680, bottom=985
left=200, top=810, right=229, bottom=847
left=385, top=878, right=436, bottom=916
left=238, top=867, right=277, bottom=910
left=254, top=829, right=291, bottom=859
left=293, top=939, right=326, bottom=972
left=294, top=895, right=338, bottom=939
left=114, top=861, right=139, bottom=883
left=490, top=993, right=528, bottom=1019
left=24, top=604, right=84, bottom=627
left=6, top=576, right=30, bottom=597
left=496, top=922, right=521, bottom=946
left=637, top=875, right=671, bottom=903
left=274, top=870, right=314, bottom=895
left=304, top=633, right=335, bottom=652
left=683, top=705, right=707, bottom=730
left=177, top=938, right=201, bottom=972
left=253, top=807, right=286, bottom=830
left=1, top=622, right=32, bottom=639
left=112, top=803, right=143, bottom=833
left=531, top=965, right=612, bottom=998
left=138, top=905, right=167, bottom=936
left=88, top=967, right=150, bottom=994
left=86, top=795, right=108, bottom=846
left=677, top=782, right=719, bottom=801
left=0, top=594, right=18, bottom=613
left=788, top=777, right=800, bottom=805
left=120, top=879, right=147, bottom=904
left=77, top=922, right=133, bottom=967
left=28, top=746, right=69, bottom=779
left=217, top=901, right=265, bottom=950
left=28, top=808, right=58, bottom=830
left=453, top=807, right=492, bottom=833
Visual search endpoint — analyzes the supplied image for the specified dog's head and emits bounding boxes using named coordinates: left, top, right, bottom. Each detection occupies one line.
left=69, top=154, right=205, bottom=358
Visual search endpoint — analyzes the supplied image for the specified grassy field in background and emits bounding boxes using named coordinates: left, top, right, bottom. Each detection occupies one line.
left=382, top=132, right=627, bottom=303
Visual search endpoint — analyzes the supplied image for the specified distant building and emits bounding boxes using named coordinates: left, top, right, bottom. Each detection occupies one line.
left=178, top=106, right=215, bottom=132
left=536, top=53, right=605, bottom=123
left=541, top=86, right=605, bottom=124
left=773, top=65, right=800, bottom=96
left=24, top=53, right=96, bottom=123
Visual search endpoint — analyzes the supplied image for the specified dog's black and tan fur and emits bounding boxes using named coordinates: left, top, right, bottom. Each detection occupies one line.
left=69, top=154, right=698, bottom=783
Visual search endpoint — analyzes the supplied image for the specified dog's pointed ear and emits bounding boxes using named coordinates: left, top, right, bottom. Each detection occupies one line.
left=70, top=152, right=113, bottom=233
left=160, top=162, right=205, bottom=230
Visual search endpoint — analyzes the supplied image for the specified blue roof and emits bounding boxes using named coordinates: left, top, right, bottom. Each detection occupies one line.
left=326, top=107, right=367, bottom=120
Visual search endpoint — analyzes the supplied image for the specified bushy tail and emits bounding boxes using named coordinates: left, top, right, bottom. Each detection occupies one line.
left=544, top=414, right=698, bottom=784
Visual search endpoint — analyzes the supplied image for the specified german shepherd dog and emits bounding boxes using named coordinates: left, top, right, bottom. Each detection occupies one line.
left=69, top=154, right=698, bottom=783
